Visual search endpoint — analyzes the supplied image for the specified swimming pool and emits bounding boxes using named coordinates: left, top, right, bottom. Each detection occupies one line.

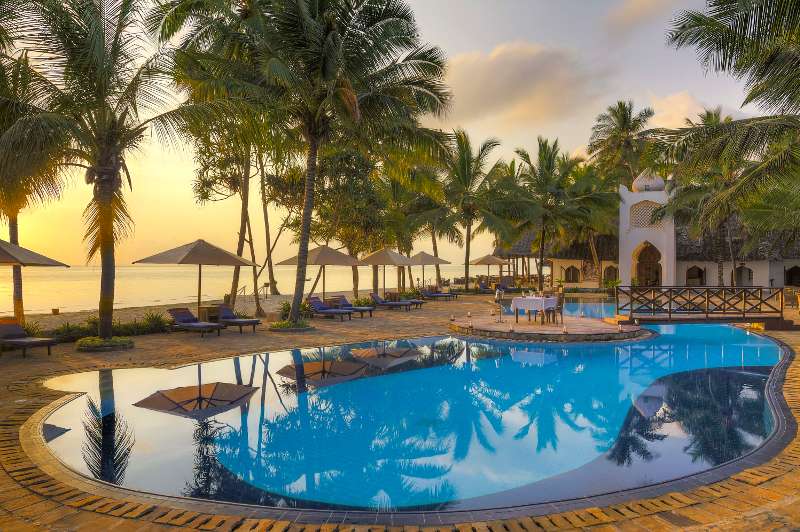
left=43, top=322, right=782, bottom=512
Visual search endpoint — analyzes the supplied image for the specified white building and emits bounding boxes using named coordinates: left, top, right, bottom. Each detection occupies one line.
left=500, top=169, right=800, bottom=289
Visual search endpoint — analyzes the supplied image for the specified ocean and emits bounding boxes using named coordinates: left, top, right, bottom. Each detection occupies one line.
left=0, top=263, right=479, bottom=315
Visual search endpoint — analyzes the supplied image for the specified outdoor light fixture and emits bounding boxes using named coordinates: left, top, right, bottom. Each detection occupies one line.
left=562, top=326, right=568, bottom=334
left=450, top=314, right=455, bottom=321
left=467, top=311, right=472, bottom=318
left=618, top=323, right=623, bottom=332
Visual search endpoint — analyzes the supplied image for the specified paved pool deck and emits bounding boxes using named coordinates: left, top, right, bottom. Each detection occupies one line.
left=0, top=295, right=799, bottom=531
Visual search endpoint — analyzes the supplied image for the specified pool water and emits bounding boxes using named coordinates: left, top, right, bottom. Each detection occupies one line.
left=502, top=298, right=618, bottom=319
left=44, top=320, right=781, bottom=511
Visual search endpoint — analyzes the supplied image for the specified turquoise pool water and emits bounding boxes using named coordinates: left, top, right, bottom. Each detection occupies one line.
left=43, top=319, right=781, bottom=511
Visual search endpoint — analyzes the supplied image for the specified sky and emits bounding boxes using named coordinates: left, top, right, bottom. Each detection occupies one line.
left=7, top=0, right=759, bottom=267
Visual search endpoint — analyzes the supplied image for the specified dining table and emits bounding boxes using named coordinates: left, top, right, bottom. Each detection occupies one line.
left=510, top=295, right=559, bottom=324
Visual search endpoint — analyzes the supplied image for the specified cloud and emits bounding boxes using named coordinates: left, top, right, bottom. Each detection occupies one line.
left=649, top=91, right=705, bottom=128
left=607, top=0, right=676, bottom=35
left=434, top=41, right=604, bottom=131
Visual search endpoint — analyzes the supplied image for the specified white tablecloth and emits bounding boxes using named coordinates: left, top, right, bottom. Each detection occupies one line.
left=510, top=296, right=558, bottom=313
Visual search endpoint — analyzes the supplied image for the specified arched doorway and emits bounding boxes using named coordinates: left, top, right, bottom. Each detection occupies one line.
left=686, top=265, right=705, bottom=286
left=786, top=266, right=800, bottom=286
left=734, top=265, right=753, bottom=287
left=634, top=242, right=662, bottom=287
left=603, top=265, right=619, bottom=283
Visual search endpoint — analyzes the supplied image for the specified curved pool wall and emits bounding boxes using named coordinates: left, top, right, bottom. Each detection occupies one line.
left=43, top=322, right=782, bottom=511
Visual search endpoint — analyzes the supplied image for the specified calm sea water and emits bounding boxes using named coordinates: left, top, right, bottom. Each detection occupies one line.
left=0, top=264, right=473, bottom=315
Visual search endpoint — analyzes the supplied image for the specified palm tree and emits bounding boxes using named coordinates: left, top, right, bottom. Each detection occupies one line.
left=410, top=193, right=462, bottom=288
left=657, top=108, right=746, bottom=285
left=654, top=1, right=800, bottom=209
left=0, top=0, right=17, bottom=51
left=0, top=0, right=230, bottom=337
left=441, top=129, right=515, bottom=290
left=155, top=0, right=450, bottom=323
left=0, top=55, right=67, bottom=322
left=588, top=100, right=654, bottom=188
left=515, top=138, right=582, bottom=291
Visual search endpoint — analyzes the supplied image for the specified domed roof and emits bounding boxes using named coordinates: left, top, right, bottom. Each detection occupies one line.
left=631, top=169, right=665, bottom=192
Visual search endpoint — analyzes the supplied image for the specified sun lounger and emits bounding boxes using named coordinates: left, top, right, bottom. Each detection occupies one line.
left=307, top=297, right=353, bottom=321
left=167, top=308, right=225, bottom=337
left=217, top=304, right=261, bottom=333
left=421, top=289, right=457, bottom=301
left=336, top=296, right=374, bottom=318
left=370, top=293, right=412, bottom=311
left=0, top=322, right=56, bottom=356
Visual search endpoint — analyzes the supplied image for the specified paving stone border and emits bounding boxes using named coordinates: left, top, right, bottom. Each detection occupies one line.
left=1, top=315, right=800, bottom=530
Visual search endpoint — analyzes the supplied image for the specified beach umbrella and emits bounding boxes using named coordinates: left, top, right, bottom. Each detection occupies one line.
left=409, top=251, right=450, bottom=288
left=0, top=239, right=69, bottom=322
left=470, top=254, right=507, bottom=278
left=133, top=239, right=256, bottom=312
left=276, top=245, right=362, bottom=299
left=361, top=248, right=412, bottom=296
left=133, top=365, right=258, bottom=420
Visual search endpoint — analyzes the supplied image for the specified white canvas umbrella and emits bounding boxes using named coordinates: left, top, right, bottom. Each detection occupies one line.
left=276, top=245, right=362, bottom=299
left=409, top=251, right=450, bottom=288
left=133, top=239, right=256, bottom=311
left=361, top=248, right=412, bottom=296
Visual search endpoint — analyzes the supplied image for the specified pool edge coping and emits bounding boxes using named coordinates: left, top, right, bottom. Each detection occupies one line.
left=5, top=328, right=797, bottom=528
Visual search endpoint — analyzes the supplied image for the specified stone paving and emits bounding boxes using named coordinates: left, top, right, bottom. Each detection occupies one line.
left=0, top=294, right=799, bottom=530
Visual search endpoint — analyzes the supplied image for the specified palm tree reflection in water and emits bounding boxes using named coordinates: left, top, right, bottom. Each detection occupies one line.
left=81, top=369, right=134, bottom=485
left=176, top=339, right=774, bottom=509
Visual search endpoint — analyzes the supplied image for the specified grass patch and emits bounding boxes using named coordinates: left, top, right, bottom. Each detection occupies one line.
left=76, top=336, right=134, bottom=352
left=269, top=319, right=311, bottom=330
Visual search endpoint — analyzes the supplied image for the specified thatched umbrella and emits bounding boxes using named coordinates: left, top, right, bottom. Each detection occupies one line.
left=133, top=239, right=256, bottom=312
left=470, top=254, right=507, bottom=278
left=276, top=245, right=363, bottom=299
left=361, top=248, right=412, bottom=296
left=409, top=251, right=450, bottom=288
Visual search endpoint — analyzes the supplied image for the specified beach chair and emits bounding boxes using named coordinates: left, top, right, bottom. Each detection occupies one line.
left=307, top=297, right=353, bottom=321
left=370, top=293, right=412, bottom=311
left=336, top=296, right=374, bottom=318
left=0, top=322, right=56, bottom=356
left=421, top=289, right=457, bottom=301
left=167, top=308, right=225, bottom=337
left=218, top=304, right=261, bottom=333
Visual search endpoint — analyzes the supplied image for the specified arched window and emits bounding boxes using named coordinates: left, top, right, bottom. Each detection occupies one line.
left=629, top=201, right=664, bottom=228
left=633, top=242, right=662, bottom=287
left=786, top=266, right=800, bottom=286
left=686, top=266, right=705, bottom=286
left=603, top=265, right=618, bottom=282
left=564, top=266, right=580, bottom=283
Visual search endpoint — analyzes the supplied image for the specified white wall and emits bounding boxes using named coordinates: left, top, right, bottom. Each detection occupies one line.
left=676, top=260, right=780, bottom=287
left=551, top=259, right=618, bottom=288
left=618, top=185, right=676, bottom=286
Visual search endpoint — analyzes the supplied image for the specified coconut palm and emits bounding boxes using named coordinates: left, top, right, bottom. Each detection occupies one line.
left=154, top=0, right=450, bottom=323
left=588, top=100, right=654, bottom=188
left=409, top=191, right=462, bottom=288
left=0, top=0, right=232, bottom=338
left=0, top=54, right=68, bottom=322
left=515, top=138, right=583, bottom=291
left=654, top=0, right=800, bottom=209
left=441, top=129, right=517, bottom=290
left=0, top=0, right=17, bottom=51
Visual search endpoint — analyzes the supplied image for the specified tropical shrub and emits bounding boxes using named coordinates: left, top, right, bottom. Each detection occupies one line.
left=400, top=289, right=422, bottom=300
left=279, top=301, right=312, bottom=320
left=51, top=322, right=94, bottom=342
left=76, top=336, right=134, bottom=352
left=22, top=321, right=43, bottom=338
left=269, top=319, right=311, bottom=330
left=142, top=311, right=170, bottom=332
left=352, top=297, right=374, bottom=308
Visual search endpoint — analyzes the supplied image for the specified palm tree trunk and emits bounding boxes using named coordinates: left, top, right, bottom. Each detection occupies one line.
left=715, top=229, right=725, bottom=285
left=8, top=212, right=23, bottom=323
left=245, top=216, right=265, bottom=317
left=96, top=179, right=116, bottom=339
left=431, top=229, right=442, bottom=288
left=289, top=137, right=319, bottom=323
left=464, top=220, right=472, bottom=290
left=372, top=265, right=379, bottom=294
left=347, top=246, right=359, bottom=298
left=726, top=220, right=736, bottom=287
left=229, top=152, right=251, bottom=306
left=588, top=230, right=601, bottom=280
left=259, top=164, right=279, bottom=295
left=98, top=368, right=116, bottom=482
left=538, top=226, right=546, bottom=292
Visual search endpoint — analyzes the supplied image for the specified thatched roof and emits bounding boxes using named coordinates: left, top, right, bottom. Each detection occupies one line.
left=494, top=225, right=800, bottom=262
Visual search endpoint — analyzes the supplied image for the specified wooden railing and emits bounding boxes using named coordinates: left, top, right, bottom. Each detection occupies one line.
left=615, top=286, right=784, bottom=320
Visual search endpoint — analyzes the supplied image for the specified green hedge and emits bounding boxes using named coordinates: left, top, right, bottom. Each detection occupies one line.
left=76, top=336, right=134, bottom=352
